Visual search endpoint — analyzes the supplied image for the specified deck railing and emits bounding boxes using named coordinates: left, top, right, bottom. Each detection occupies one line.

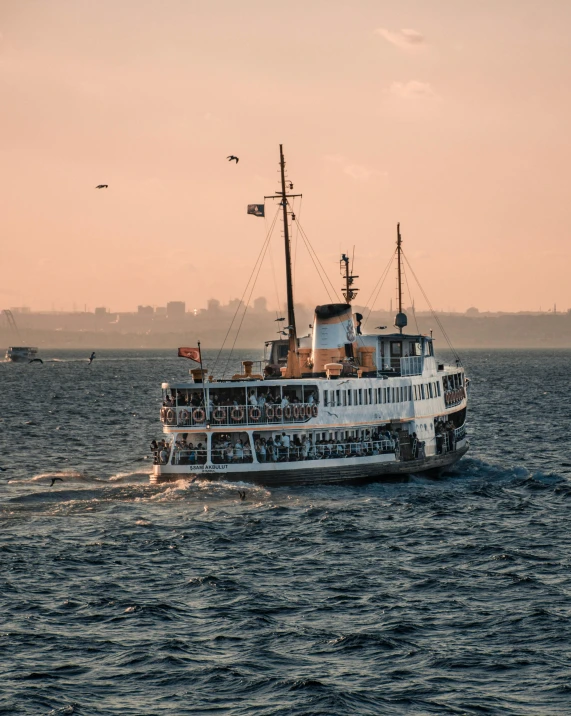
left=160, top=402, right=318, bottom=428
left=400, top=356, right=423, bottom=376
left=212, top=439, right=396, bottom=464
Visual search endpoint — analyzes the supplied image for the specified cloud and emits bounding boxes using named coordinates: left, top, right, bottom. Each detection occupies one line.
left=375, top=27, right=425, bottom=50
left=324, top=155, right=387, bottom=182
left=389, top=80, right=437, bottom=100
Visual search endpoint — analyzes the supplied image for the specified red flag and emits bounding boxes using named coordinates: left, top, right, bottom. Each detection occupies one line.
left=178, top=346, right=201, bottom=362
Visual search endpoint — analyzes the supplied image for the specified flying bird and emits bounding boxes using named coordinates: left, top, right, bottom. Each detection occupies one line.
left=227, top=156, right=239, bottom=164
left=274, top=317, right=285, bottom=322
left=95, top=185, right=108, bottom=189
left=376, top=326, right=387, bottom=330
left=50, top=477, right=63, bottom=487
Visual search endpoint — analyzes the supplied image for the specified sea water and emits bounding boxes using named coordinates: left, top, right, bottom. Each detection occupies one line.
left=1, top=349, right=570, bottom=715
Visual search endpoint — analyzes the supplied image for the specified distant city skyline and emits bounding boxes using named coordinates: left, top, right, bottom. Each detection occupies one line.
left=3, top=297, right=567, bottom=317
left=2, top=1, right=571, bottom=312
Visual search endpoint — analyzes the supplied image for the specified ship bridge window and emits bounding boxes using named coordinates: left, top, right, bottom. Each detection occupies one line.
left=390, top=342, right=402, bottom=357
left=409, top=341, right=422, bottom=356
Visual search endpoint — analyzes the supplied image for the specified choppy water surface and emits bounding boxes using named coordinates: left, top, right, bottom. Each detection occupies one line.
left=1, top=349, right=570, bottom=715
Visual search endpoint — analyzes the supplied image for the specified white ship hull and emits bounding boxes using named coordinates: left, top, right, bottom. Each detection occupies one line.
left=152, top=439, right=469, bottom=486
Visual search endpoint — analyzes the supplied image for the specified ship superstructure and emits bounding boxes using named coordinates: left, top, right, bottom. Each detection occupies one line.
left=151, top=147, right=468, bottom=485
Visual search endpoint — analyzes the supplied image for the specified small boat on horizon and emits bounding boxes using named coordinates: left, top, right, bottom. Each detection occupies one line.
left=5, top=346, right=39, bottom=363
left=150, top=145, right=469, bottom=486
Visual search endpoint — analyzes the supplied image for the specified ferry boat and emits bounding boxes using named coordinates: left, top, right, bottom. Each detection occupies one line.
left=151, top=146, right=469, bottom=486
left=5, top=346, right=39, bottom=362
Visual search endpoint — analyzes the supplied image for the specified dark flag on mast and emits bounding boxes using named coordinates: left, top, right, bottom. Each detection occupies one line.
left=247, top=204, right=265, bottom=217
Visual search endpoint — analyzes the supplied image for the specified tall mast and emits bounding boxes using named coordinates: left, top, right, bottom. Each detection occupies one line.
left=394, top=223, right=408, bottom=334
left=264, top=145, right=303, bottom=378
left=279, top=144, right=297, bottom=349
left=397, top=223, right=403, bottom=316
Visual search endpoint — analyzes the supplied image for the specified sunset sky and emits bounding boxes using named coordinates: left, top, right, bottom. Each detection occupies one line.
left=1, top=0, right=571, bottom=314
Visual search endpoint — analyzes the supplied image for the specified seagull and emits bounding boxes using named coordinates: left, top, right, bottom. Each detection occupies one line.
left=376, top=326, right=387, bottom=330
left=95, top=185, right=108, bottom=189
left=274, top=317, right=285, bottom=322
left=289, top=182, right=293, bottom=190
left=227, top=156, right=239, bottom=164
left=50, top=477, right=63, bottom=487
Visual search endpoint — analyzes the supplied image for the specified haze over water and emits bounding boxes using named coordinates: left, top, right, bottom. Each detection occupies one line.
left=1, top=349, right=570, bottom=715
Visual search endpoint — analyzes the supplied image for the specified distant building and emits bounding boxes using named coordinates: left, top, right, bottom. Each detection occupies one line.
left=10, top=307, right=31, bottom=314
left=137, top=305, right=154, bottom=315
left=94, top=307, right=108, bottom=317
left=155, top=306, right=167, bottom=316
left=166, top=301, right=185, bottom=318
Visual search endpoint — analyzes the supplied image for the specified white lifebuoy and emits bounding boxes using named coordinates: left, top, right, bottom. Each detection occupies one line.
left=231, top=407, right=244, bottom=422
left=213, top=407, right=225, bottom=422
left=265, top=405, right=275, bottom=420
left=166, top=408, right=175, bottom=424
left=292, top=405, right=300, bottom=420
left=284, top=404, right=293, bottom=420
left=193, top=408, right=205, bottom=422
left=249, top=406, right=261, bottom=422
left=179, top=409, right=189, bottom=423
left=311, top=404, right=318, bottom=418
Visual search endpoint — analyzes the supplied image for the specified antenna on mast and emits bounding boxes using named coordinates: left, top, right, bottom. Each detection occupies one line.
left=340, top=251, right=359, bottom=304
left=394, top=223, right=408, bottom=334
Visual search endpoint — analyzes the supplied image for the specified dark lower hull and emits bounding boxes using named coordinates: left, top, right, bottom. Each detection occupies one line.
left=152, top=442, right=469, bottom=487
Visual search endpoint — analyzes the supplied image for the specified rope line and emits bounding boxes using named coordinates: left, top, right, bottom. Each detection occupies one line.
left=211, top=208, right=280, bottom=375
left=401, top=261, right=420, bottom=334
left=296, top=220, right=343, bottom=303
left=221, top=210, right=280, bottom=377
left=402, top=251, right=462, bottom=364
left=362, top=250, right=396, bottom=329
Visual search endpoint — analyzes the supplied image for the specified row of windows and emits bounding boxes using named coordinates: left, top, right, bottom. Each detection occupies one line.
left=323, top=381, right=442, bottom=408
left=413, top=381, right=442, bottom=401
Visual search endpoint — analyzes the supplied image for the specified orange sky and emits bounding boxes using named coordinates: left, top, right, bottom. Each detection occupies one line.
left=1, top=0, right=571, bottom=313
